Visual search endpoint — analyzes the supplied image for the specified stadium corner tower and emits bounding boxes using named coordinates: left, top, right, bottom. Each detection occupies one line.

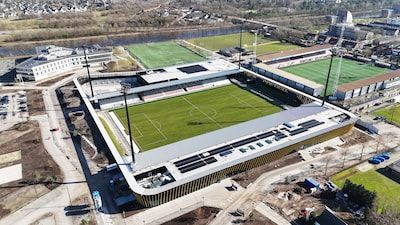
left=74, top=59, right=357, bottom=207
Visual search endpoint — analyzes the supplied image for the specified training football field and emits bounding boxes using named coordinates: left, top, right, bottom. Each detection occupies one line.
left=113, top=85, right=282, bottom=151
left=374, top=103, right=400, bottom=126
left=188, top=33, right=300, bottom=55
left=282, top=57, right=390, bottom=95
left=126, top=42, right=204, bottom=69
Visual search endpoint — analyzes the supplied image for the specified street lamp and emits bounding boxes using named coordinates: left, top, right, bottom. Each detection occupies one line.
left=238, top=20, right=244, bottom=69
left=121, top=82, right=135, bottom=164
left=322, top=52, right=334, bottom=107
left=82, top=46, right=94, bottom=98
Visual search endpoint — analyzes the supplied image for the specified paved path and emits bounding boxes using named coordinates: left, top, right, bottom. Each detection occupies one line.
left=255, top=202, right=291, bottom=225
left=0, top=115, right=87, bottom=225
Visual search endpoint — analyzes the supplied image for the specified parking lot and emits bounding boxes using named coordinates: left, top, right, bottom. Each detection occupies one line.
left=0, top=91, right=29, bottom=131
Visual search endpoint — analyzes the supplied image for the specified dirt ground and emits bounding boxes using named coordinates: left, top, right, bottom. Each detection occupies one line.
left=59, top=84, right=109, bottom=166
left=162, top=207, right=221, bottom=225
left=263, top=174, right=354, bottom=224
left=244, top=211, right=277, bottom=225
left=37, top=73, right=74, bottom=87
left=233, top=152, right=302, bottom=187
left=339, top=129, right=373, bottom=148
left=26, top=90, right=46, bottom=116
left=0, top=121, right=62, bottom=218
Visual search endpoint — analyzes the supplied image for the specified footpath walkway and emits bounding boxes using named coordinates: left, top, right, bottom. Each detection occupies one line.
left=255, top=202, right=291, bottom=225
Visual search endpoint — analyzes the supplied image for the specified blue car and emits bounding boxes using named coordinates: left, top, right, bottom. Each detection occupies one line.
left=379, top=153, right=391, bottom=160
left=368, top=158, right=381, bottom=164
left=374, top=156, right=386, bottom=162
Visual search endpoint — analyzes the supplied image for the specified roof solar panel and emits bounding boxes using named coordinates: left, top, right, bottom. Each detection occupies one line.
left=179, top=160, right=207, bottom=173
left=177, top=65, right=208, bottom=74
left=298, top=119, right=318, bottom=127
left=256, top=131, right=276, bottom=139
left=302, top=121, right=324, bottom=129
left=208, top=145, right=233, bottom=156
left=204, top=157, right=217, bottom=164
left=289, top=127, right=308, bottom=136
left=174, top=155, right=201, bottom=167
left=230, top=136, right=259, bottom=148
left=220, top=151, right=233, bottom=157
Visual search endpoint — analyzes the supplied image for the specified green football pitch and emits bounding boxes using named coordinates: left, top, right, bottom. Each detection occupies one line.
left=332, top=168, right=400, bottom=213
left=282, top=57, right=390, bottom=95
left=126, top=42, right=204, bottom=69
left=374, top=103, right=400, bottom=126
left=113, top=85, right=282, bottom=151
left=188, top=33, right=300, bottom=55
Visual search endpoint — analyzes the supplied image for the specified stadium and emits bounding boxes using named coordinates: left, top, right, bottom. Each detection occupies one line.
left=254, top=45, right=400, bottom=100
left=74, top=59, right=357, bottom=207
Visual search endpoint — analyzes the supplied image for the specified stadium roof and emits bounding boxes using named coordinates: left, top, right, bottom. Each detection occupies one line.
left=336, top=69, right=400, bottom=93
left=94, top=68, right=240, bottom=100
left=254, top=63, right=324, bottom=90
left=93, top=59, right=240, bottom=100
left=134, top=103, right=327, bottom=170
left=257, top=44, right=332, bottom=62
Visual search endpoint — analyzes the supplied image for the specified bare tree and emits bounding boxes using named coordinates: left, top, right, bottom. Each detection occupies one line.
left=341, top=148, right=349, bottom=168
left=324, top=157, right=331, bottom=176
left=375, top=135, right=383, bottom=153
left=360, top=142, right=366, bottom=161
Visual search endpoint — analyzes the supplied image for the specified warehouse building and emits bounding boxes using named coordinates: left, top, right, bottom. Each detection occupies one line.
left=16, top=45, right=112, bottom=81
left=252, top=63, right=324, bottom=97
left=334, top=69, right=400, bottom=100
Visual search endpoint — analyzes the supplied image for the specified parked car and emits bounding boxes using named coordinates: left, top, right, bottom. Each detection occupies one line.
left=368, top=158, right=381, bottom=164
left=379, top=153, right=391, bottom=160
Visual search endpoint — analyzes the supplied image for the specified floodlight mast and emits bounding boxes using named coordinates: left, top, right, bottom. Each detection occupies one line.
left=82, top=46, right=94, bottom=98
left=322, top=51, right=335, bottom=107
left=121, top=83, right=135, bottom=165
left=238, top=20, right=244, bottom=69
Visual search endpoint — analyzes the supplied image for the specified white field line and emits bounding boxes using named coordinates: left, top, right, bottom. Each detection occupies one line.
left=141, top=113, right=168, bottom=147
left=230, top=93, right=263, bottom=113
left=109, top=112, right=141, bottom=153
left=181, top=96, right=223, bottom=128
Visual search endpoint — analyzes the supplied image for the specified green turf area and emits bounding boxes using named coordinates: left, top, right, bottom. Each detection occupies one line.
left=332, top=168, right=400, bottom=213
left=188, top=33, right=270, bottom=51
left=126, top=42, right=204, bottom=69
left=373, top=103, right=400, bottom=126
left=99, top=116, right=125, bottom=156
left=114, top=85, right=282, bottom=151
left=282, top=57, right=390, bottom=95
left=188, top=33, right=300, bottom=55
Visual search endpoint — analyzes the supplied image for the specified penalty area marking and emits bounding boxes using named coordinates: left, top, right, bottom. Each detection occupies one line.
left=140, top=113, right=169, bottom=148
left=181, top=96, right=222, bottom=128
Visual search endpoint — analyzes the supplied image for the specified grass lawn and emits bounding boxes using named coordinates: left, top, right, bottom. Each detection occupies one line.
left=113, top=85, right=282, bottom=151
left=188, top=33, right=271, bottom=51
left=373, top=103, right=400, bottom=126
left=126, top=41, right=204, bottom=69
left=282, top=57, right=390, bottom=95
left=331, top=168, right=400, bottom=213
left=99, top=116, right=125, bottom=156
left=253, top=41, right=301, bottom=56
left=188, top=33, right=300, bottom=55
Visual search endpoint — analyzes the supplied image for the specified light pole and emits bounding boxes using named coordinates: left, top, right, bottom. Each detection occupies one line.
left=121, top=83, right=135, bottom=164
left=238, top=20, right=244, bottom=69
left=83, top=46, right=94, bottom=98
left=322, top=52, right=334, bottom=106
